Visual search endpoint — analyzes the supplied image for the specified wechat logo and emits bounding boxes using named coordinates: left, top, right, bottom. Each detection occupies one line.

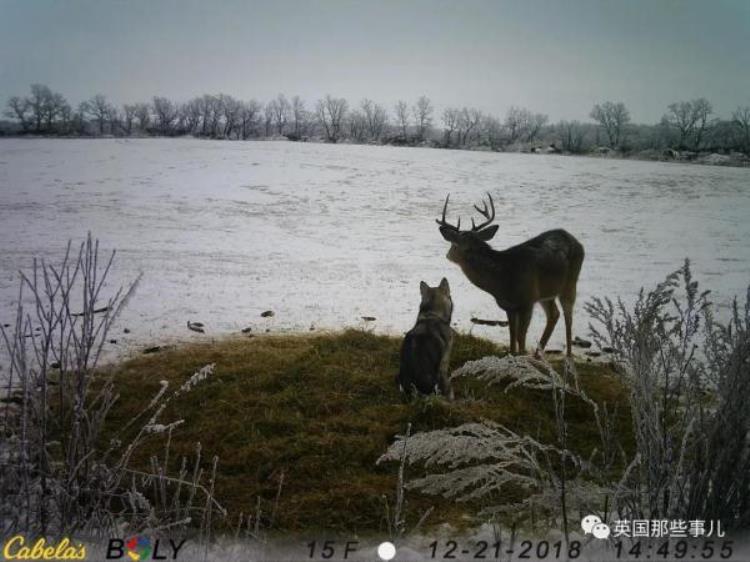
left=581, top=514, right=610, bottom=539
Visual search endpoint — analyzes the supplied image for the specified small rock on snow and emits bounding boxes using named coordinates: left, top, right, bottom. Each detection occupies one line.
left=573, top=336, right=592, bottom=348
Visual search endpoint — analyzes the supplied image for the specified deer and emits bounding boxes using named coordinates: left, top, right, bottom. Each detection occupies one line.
left=436, top=193, right=584, bottom=358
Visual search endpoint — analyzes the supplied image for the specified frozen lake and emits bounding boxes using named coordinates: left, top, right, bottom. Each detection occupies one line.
left=1, top=138, right=749, bottom=357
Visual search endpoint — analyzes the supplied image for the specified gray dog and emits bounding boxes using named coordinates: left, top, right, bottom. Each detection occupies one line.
left=396, top=278, right=455, bottom=400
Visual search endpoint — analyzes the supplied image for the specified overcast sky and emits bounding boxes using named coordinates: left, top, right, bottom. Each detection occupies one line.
left=1, top=0, right=748, bottom=123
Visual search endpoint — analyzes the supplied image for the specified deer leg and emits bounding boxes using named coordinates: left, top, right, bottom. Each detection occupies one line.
left=560, top=296, right=575, bottom=358
left=537, top=299, right=560, bottom=356
left=507, top=310, right=518, bottom=355
left=516, top=304, right=534, bottom=356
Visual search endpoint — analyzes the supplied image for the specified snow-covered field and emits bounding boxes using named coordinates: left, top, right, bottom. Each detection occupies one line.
left=1, top=138, right=749, bottom=359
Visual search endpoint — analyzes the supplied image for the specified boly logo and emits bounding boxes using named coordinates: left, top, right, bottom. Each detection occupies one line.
left=2, top=535, right=86, bottom=560
left=106, top=537, right=186, bottom=560
left=581, top=514, right=611, bottom=539
left=125, top=537, right=151, bottom=561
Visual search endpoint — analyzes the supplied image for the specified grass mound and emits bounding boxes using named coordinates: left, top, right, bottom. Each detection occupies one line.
left=107, top=330, right=631, bottom=535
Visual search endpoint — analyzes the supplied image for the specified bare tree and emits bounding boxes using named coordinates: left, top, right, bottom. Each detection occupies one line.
left=316, top=95, right=348, bottom=142
left=181, top=98, right=202, bottom=134
left=348, top=109, right=368, bottom=142
left=441, top=107, right=459, bottom=147
left=525, top=112, right=549, bottom=143
left=732, top=106, right=750, bottom=153
left=5, top=96, right=31, bottom=132
left=122, top=104, right=137, bottom=135
left=291, top=95, right=307, bottom=138
left=173, top=103, right=187, bottom=134
left=271, top=94, right=290, bottom=135
left=481, top=115, right=503, bottom=150
left=240, top=99, right=262, bottom=139
left=457, top=107, right=482, bottom=146
left=502, top=106, right=547, bottom=144
left=557, top=120, right=587, bottom=153
left=704, top=119, right=741, bottom=153
left=82, top=94, right=113, bottom=135
left=372, top=103, right=388, bottom=141
left=265, top=98, right=280, bottom=135
left=105, top=105, right=122, bottom=136
left=412, top=95, right=433, bottom=141
left=194, top=94, right=221, bottom=137
left=27, top=84, right=51, bottom=132
left=360, top=99, right=387, bottom=141
left=663, top=100, right=697, bottom=149
left=42, top=92, right=69, bottom=132
left=219, top=94, right=242, bottom=138
left=590, top=101, right=630, bottom=149
left=152, top=96, right=178, bottom=135
left=360, top=99, right=374, bottom=139
left=691, top=98, right=713, bottom=149
left=504, top=106, right=529, bottom=144
left=207, top=95, right=223, bottom=137
left=73, top=102, right=89, bottom=135
left=58, top=102, right=73, bottom=135
left=133, top=103, right=151, bottom=132
left=195, top=96, right=209, bottom=135
left=198, top=95, right=213, bottom=136
left=263, top=102, right=274, bottom=137
left=394, top=100, right=409, bottom=139
left=663, top=98, right=713, bottom=150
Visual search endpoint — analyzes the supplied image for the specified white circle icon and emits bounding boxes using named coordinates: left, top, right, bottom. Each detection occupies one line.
left=581, top=514, right=602, bottom=534
left=592, top=523, right=611, bottom=539
left=377, top=541, right=397, bottom=561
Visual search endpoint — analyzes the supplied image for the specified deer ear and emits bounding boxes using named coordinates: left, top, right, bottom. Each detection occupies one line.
left=439, top=226, right=460, bottom=243
left=476, top=225, right=499, bottom=241
left=420, top=281, right=429, bottom=297
left=439, top=277, right=450, bottom=294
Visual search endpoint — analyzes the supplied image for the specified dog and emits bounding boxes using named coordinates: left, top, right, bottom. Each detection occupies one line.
left=396, top=278, right=455, bottom=400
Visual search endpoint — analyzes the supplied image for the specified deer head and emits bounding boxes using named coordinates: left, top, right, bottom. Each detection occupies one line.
left=436, top=193, right=499, bottom=264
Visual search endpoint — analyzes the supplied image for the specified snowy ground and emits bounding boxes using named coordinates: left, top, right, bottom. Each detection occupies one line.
left=1, top=138, right=749, bottom=363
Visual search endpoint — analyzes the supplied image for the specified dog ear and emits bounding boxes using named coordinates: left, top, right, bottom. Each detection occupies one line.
left=439, top=277, right=450, bottom=294
left=420, top=280, right=429, bottom=297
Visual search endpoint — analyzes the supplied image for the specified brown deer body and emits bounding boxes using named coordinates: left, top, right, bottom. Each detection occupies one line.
left=437, top=194, right=584, bottom=357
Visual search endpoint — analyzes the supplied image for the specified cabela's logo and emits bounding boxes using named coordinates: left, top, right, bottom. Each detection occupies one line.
left=105, top=537, right=186, bottom=560
left=2, top=535, right=86, bottom=560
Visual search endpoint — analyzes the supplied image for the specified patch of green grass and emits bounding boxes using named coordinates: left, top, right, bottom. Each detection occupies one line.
left=106, top=330, right=632, bottom=535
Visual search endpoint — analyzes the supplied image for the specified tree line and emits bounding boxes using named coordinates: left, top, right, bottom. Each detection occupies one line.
left=3, top=84, right=750, bottom=157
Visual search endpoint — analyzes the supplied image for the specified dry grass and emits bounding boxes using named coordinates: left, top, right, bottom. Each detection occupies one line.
left=105, top=330, right=631, bottom=536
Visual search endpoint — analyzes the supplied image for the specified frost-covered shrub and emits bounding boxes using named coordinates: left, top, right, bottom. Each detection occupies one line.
left=586, top=260, right=750, bottom=527
left=0, top=235, right=224, bottom=538
left=379, top=422, right=565, bottom=503
left=452, top=354, right=589, bottom=402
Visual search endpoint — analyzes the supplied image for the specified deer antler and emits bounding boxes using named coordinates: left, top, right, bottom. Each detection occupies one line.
left=471, top=192, right=496, bottom=231
left=435, top=194, right=461, bottom=231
